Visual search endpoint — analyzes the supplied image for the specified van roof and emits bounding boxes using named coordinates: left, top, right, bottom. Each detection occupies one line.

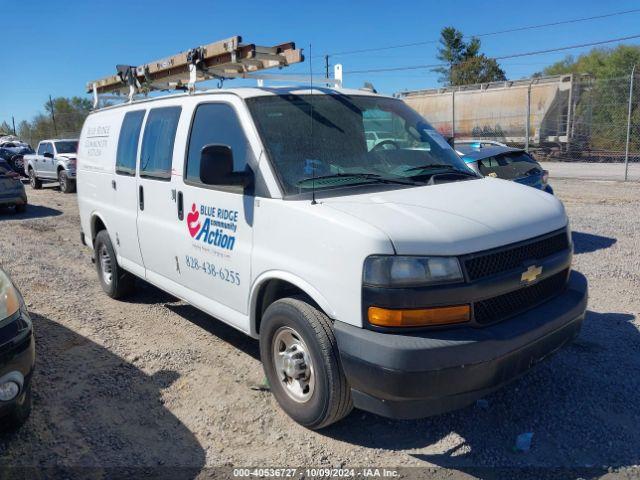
left=91, top=86, right=389, bottom=113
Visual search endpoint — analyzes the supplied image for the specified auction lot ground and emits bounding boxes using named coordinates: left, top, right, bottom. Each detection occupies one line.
left=543, top=161, right=640, bottom=183
left=0, top=178, right=638, bottom=478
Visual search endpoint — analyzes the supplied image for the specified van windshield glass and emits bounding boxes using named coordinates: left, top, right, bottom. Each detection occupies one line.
left=55, top=141, right=78, bottom=154
left=246, top=94, right=473, bottom=195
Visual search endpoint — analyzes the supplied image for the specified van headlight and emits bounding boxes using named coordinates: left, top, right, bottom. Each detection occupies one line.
left=363, top=255, right=463, bottom=287
left=0, top=270, right=21, bottom=321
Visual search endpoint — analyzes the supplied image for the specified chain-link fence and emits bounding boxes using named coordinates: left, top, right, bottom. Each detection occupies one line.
left=400, top=72, right=640, bottom=181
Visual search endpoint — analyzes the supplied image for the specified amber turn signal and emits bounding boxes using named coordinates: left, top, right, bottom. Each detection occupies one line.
left=368, top=305, right=470, bottom=327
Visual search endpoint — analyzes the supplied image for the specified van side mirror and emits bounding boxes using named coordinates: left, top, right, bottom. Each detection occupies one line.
left=199, top=144, right=253, bottom=187
left=43, top=152, right=54, bottom=159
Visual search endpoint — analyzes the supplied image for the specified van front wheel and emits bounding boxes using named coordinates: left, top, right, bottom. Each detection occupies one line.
left=94, top=230, right=135, bottom=299
left=260, top=297, right=353, bottom=429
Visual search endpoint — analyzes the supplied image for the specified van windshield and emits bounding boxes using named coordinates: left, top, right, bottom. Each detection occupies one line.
left=246, top=94, right=474, bottom=195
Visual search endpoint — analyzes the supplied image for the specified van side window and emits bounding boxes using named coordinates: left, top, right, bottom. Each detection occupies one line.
left=185, top=103, right=250, bottom=187
left=116, top=110, right=145, bottom=176
left=37, top=143, right=48, bottom=155
left=140, top=106, right=181, bottom=180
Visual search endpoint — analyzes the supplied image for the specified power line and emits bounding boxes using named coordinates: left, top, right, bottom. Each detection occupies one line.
left=327, top=8, right=640, bottom=57
left=345, top=33, right=640, bottom=74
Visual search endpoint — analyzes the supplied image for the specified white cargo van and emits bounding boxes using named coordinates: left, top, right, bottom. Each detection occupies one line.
left=77, top=87, right=587, bottom=429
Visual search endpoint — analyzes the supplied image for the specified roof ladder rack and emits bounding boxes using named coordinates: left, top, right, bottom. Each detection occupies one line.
left=88, top=36, right=342, bottom=108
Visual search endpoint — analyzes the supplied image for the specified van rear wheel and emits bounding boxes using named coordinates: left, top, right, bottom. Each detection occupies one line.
left=94, top=230, right=135, bottom=299
left=260, top=297, right=353, bottom=429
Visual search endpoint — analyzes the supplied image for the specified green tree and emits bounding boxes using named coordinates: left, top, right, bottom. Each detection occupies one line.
left=16, top=96, right=92, bottom=147
left=434, top=27, right=506, bottom=86
left=541, top=45, right=640, bottom=77
left=539, top=45, right=640, bottom=153
left=0, top=121, right=13, bottom=136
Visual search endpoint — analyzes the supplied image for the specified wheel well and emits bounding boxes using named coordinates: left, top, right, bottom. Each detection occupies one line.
left=57, top=165, right=64, bottom=173
left=92, top=216, right=106, bottom=242
left=254, top=279, right=314, bottom=334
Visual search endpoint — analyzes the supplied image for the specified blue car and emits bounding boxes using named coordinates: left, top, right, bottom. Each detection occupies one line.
left=455, top=140, right=553, bottom=194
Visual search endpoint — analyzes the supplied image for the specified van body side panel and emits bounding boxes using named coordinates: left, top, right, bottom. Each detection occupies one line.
left=77, top=110, right=122, bottom=255
left=174, top=96, right=257, bottom=321
left=135, top=104, right=184, bottom=286
left=251, top=199, right=394, bottom=328
left=112, top=110, right=146, bottom=276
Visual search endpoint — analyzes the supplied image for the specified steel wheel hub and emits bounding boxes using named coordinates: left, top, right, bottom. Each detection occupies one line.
left=273, top=327, right=314, bottom=403
left=99, top=244, right=113, bottom=285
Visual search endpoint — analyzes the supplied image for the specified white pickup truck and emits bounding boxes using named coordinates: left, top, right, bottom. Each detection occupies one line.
left=23, top=139, right=78, bottom=193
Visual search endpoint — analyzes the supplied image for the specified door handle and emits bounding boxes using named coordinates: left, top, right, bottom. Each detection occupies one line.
left=111, top=180, right=117, bottom=190
left=177, top=191, right=184, bottom=220
left=139, top=185, right=144, bottom=211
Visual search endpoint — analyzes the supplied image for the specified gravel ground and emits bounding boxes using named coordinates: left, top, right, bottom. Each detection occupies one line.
left=0, top=179, right=638, bottom=478
left=542, top=161, right=640, bottom=183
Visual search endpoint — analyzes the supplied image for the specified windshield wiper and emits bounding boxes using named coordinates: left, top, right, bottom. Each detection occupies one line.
left=297, top=172, right=422, bottom=187
left=404, top=163, right=477, bottom=176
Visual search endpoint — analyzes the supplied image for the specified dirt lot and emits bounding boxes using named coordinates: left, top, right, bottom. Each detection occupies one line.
left=0, top=179, right=638, bottom=478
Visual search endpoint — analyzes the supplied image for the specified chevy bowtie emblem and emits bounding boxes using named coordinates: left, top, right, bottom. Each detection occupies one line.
left=521, top=265, right=543, bottom=283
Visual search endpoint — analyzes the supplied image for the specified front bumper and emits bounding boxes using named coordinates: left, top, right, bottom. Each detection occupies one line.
left=0, top=308, right=35, bottom=419
left=335, top=270, right=587, bottom=419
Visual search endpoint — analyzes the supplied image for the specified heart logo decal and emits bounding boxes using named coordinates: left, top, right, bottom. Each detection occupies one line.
left=187, top=203, right=201, bottom=238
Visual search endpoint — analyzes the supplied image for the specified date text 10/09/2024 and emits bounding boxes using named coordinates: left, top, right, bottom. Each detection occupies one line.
left=232, top=468, right=400, bottom=478
left=185, top=255, right=241, bottom=286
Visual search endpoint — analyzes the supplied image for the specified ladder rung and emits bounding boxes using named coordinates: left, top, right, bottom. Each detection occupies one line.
left=86, top=36, right=302, bottom=94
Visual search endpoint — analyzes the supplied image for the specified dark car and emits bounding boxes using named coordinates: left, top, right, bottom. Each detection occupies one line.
left=456, top=141, right=553, bottom=194
left=0, top=159, right=27, bottom=213
left=0, top=143, right=34, bottom=177
left=0, top=268, right=34, bottom=429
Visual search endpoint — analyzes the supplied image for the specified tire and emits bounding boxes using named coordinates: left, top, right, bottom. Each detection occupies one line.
left=94, top=230, right=135, bottom=299
left=11, top=156, right=24, bottom=176
left=15, top=203, right=26, bottom=213
left=2, top=384, right=32, bottom=431
left=58, top=170, right=75, bottom=193
left=260, top=297, right=353, bottom=429
left=29, top=169, right=42, bottom=190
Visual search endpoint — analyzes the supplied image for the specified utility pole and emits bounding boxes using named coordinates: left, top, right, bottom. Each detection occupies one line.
left=324, top=55, right=330, bottom=80
left=525, top=81, right=532, bottom=152
left=49, top=95, right=58, bottom=136
left=11, top=116, right=16, bottom=136
left=451, top=90, right=455, bottom=140
left=624, top=64, right=636, bottom=182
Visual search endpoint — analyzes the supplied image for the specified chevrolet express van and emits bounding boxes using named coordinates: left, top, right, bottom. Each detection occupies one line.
left=77, top=87, right=587, bottom=429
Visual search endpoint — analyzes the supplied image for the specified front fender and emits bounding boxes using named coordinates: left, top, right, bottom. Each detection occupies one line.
left=249, top=270, right=337, bottom=337
left=87, top=211, right=111, bottom=249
